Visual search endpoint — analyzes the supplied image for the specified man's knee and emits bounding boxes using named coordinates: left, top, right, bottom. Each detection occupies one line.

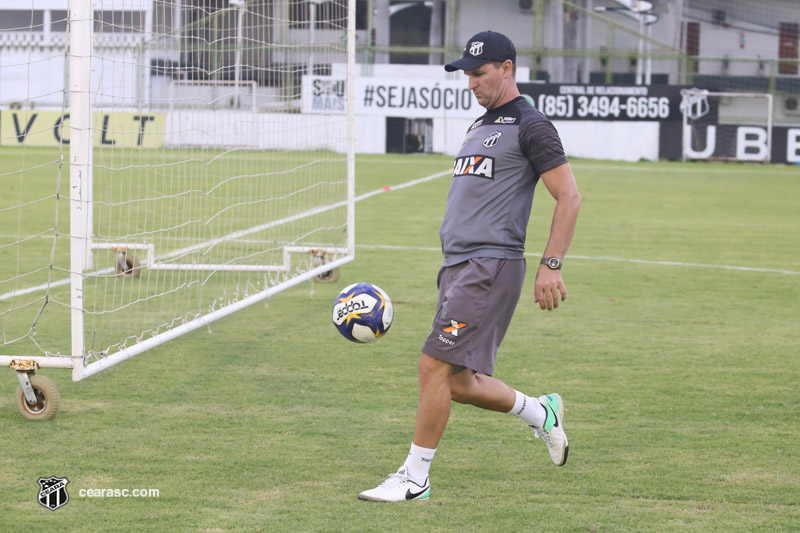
left=418, top=352, right=453, bottom=385
left=449, top=370, right=477, bottom=404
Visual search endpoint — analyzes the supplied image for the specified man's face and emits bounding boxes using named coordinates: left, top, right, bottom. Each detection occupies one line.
left=464, top=61, right=509, bottom=110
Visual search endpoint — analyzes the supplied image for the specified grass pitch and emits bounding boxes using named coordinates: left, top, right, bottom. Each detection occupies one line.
left=1, top=151, right=798, bottom=532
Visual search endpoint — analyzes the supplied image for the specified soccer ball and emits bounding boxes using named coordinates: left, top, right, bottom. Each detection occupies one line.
left=332, top=283, right=393, bottom=343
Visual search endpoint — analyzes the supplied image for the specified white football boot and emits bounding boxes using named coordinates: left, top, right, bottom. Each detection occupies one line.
left=531, top=393, right=569, bottom=466
left=358, top=467, right=431, bottom=502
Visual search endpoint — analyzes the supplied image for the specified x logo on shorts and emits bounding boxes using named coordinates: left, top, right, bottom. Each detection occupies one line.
left=443, top=320, right=468, bottom=336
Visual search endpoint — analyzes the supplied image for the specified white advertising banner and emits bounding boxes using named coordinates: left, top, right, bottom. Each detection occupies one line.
left=354, top=77, right=479, bottom=118
left=302, top=76, right=480, bottom=119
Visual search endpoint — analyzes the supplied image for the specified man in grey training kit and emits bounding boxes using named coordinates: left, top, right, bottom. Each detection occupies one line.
left=359, top=30, right=582, bottom=502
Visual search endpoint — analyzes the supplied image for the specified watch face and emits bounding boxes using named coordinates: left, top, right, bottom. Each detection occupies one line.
left=547, top=258, right=561, bottom=269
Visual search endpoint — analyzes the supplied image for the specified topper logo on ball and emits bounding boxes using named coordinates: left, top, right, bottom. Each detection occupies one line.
left=335, top=297, right=375, bottom=322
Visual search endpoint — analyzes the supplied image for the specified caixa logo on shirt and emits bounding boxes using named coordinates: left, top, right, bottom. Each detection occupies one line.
left=452, top=155, right=494, bottom=179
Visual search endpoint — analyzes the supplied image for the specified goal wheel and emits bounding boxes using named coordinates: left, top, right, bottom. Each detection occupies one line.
left=15, top=374, right=61, bottom=421
left=115, top=251, right=142, bottom=278
left=315, top=267, right=340, bottom=283
left=309, top=249, right=340, bottom=283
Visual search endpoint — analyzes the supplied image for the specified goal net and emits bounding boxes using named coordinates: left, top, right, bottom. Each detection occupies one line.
left=1, top=1, right=355, bottom=382
left=681, top=89, right=773, bottom=163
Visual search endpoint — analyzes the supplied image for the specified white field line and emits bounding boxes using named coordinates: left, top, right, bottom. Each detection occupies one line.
left=0, top=170, right=452, bottom=302
left=355, top=244, right=800, bottom=277
left=565, top=255, right=800, bottom=275
left=159, top=169, right=450, bottom=261
left=570, top=162, right=796, bottom=175
left=0, top=275, right=72, bottom=301
left=2, top=165, right=797, bottom=304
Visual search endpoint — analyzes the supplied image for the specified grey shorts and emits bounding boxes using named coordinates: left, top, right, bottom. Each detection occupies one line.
left=421, top=257, right=526, bottom=375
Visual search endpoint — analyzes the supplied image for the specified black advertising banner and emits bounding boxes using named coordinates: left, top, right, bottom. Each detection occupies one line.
left=515, top=84, right=799, bottom=163
left=517, top=83, right=685, bottom=160
left=692, top=125, right=800, bottom=164
left=771, top=126, right=800, bottom=164
left=517, top=83, right=684, bottom=122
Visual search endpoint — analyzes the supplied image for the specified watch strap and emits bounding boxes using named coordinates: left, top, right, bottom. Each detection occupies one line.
left=540, top=256, right=562, bottom=270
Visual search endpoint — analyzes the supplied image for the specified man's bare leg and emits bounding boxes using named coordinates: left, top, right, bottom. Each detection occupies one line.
left=358, top=352, right=452, bottom=502
left=412, top=352, right=455, bottom=449
left=449, top=369, right=516, bottom=412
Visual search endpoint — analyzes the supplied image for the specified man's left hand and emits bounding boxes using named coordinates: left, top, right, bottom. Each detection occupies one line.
left=534, top=265, right=566, bottom=311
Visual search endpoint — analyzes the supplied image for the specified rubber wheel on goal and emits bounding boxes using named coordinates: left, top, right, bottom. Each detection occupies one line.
left=116, top=253, right=142, bottom=278
left=316, top=267, right=340, bottom=283
left=15, top=374, right=61, bottom=421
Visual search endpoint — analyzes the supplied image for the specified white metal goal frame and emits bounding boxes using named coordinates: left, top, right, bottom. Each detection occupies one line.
left=1, top=0, right=357, bottom=419
left=681, top=88, right=774, bottom=163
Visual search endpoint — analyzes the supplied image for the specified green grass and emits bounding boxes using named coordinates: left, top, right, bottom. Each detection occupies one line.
left=1, top=151, right=799, bottom=531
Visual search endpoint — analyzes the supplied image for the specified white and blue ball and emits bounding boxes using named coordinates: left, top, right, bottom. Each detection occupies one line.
left=332, top=283, right=393, bottom=343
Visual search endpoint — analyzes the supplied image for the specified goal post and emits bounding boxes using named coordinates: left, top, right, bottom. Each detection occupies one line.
left=69, top=0, right=93, bottom=380
left=681, top=89, right=774, bottom=163
left=1, top=0, right=356, bottom=413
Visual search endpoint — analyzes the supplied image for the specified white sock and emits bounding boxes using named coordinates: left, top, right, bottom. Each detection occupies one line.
left=507, top=390, right=546, bottom=428
left=403, top=442, right=436, bottom=485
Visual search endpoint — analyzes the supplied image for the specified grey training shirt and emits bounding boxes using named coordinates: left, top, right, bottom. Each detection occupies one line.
left=439, top=96, right=568, bottom=267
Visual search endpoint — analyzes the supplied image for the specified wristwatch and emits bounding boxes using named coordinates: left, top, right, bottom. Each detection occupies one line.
left=540, top=257, right=562, bottom=270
